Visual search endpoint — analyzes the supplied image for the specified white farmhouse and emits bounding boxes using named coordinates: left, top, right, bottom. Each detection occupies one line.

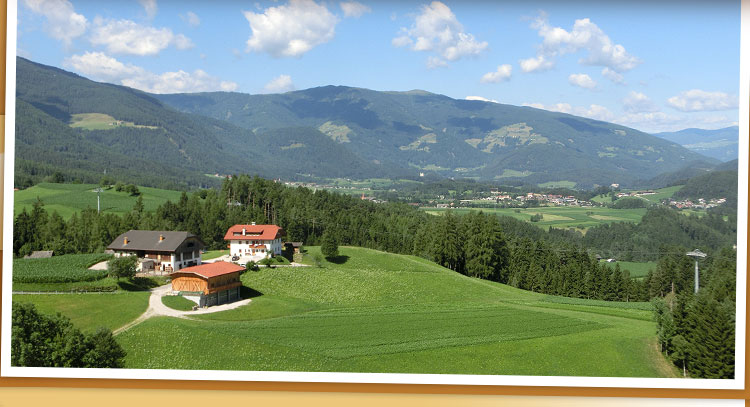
left=224, top=223, right=284, bottom=261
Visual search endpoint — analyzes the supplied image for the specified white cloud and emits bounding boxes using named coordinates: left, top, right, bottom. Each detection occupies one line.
left=64, top=52, right=238, bottom=94
left=340, top=1, right=371, bottom=18
left=244, top=0, right=338, bottom=58
left=124, top=70, right=238, bottom=94
left=90, top=18, right=194, bottom=56
left=519, top=54, right=553, bottom=73
left=465, top=96, right=498, bottom=103
left=622, top=91, right=658, bottom=113
left=667, top=89, right=739, bottom=112
left=138, top=0, right=157, bottom=19
left=568, top=73, right=596, bottom=89
left=65, top=51, right=144, bottom=81
left=481, top=64, right=512, bottom=84
left=601, top=67, right=624, bottom=84
left=181, top=11, right=201, bottom=27
left=262, top=75, right=295, bottom=93
left=22, top=0, right=87, bottom=45
left=393, top=1, right=487, bottom=68
left=523, top=101, right=614, bottom=122
left=522, top=12, right=640, bottom=73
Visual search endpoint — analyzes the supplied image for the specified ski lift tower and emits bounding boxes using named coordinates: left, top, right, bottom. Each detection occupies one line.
left=686, top=249, right=707, bottom=294
left=94, top=187, right=103, bottom=213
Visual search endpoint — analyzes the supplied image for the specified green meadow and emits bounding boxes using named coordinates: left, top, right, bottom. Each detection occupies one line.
left=14, top=182, right=183, bottom=219
left=105, top=247, right=674, bottom=377
left=69, top=113, right=160, bottom=131
left=423, top=206, right=647, bottom=232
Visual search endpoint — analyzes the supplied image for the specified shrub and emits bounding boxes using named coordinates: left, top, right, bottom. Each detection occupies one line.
left=108, top=255, right=138, bottom=280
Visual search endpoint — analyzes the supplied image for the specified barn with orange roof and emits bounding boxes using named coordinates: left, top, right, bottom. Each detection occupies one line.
left=170, top=261, right=244, bottom=307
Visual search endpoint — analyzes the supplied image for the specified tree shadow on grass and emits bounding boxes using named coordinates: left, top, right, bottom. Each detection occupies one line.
left=325, top=255, right=349, bottom=265
left=240, top=286, right=264, bottom=299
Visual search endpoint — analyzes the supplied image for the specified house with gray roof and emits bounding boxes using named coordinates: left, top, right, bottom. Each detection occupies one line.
left=107, top=230, right=204, bottom=272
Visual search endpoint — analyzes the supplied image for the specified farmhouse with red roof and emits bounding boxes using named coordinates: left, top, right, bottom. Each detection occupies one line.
left=170, top=261, right=244, bottom=307
left=224, top=223, right=284, bottom=261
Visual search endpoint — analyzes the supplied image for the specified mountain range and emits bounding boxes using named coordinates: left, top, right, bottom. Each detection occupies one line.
left=14, top=57, right=722, bottom=189
left=653, top=126, right=738, bottom=162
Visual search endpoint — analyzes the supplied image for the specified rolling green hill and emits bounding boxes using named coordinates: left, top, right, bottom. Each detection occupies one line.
left=14, top=182, right=183, bottom=219
left=110, top=247, right=672, bottom=376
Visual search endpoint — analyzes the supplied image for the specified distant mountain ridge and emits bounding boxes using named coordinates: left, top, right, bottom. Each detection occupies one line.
left=653, top=126, right=738, bottom=162
left=14, top=57, right=718, bottom=189
left=156, top=86, right=716, bottom=187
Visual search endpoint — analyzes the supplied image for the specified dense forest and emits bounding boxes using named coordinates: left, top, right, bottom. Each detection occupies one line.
left=13, top=175, right=737, bottom=377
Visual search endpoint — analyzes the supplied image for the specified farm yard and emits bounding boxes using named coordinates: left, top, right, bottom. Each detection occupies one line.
left=424, top=206, right=647, bottom=232
left=14, top=183, right=183, bottom=219
left=47, top=246, right=671, bottom=377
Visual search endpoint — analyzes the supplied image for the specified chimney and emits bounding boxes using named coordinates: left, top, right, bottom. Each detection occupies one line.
left=251, top=222, right=256, bottom=226
left=159, top=234, right=165, bottom=242
left=124, top=237, right=129, bottom=245
left=242, top=228, right=246, bottom=235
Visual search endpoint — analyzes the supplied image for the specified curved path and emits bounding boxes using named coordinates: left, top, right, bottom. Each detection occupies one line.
left=113, top=284, right=252, bottom=335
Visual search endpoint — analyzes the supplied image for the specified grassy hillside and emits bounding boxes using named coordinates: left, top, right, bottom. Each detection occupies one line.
left=112, top=246, right=671, bottom=377
left=14, top=182, right=183, bottom=219
left=424, top=206, right=647, bottom=233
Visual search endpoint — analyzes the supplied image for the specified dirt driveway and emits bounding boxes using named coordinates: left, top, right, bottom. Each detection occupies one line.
left=113, top=284, right=252, bottom=335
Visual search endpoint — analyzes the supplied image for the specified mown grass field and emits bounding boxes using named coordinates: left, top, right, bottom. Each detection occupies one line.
left=69, top=113, right=160, bottom=131
left=637, top=185, right=683, bottom=204
left=14, top=182, right=183, bottom=219
left=112, top=246, right=672, bottom=377
left=162, top=295, right=197, bottom=311
left=423, top=206, right=647, bottom=232
left=13, top=292, right=150, bottom=333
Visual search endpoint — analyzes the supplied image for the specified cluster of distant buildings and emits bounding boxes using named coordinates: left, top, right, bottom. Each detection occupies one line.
left=463, top=192, right=594, bottom=208
left=668, top=197, right=727, bottom=210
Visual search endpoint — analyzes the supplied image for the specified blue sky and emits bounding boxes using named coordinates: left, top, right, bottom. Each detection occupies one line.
left=16, top=0, right=741, bottom=133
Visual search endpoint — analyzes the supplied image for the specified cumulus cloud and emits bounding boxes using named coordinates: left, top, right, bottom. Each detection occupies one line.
left=521, top=12, right=640, bottom=73
left=519, top=54, right=553, bottom=73
left=139, top=0, right=157, bottom=19
left=601, top=67, right=624, bottom=84
left=622, top=91, right=658, bottom=113
left=64, top=52, right=237, bottom=94
left=480, top=64, right=512, bottom=84
left=244, top=0, right=338, bottom=58
left=340, top=1, right=371, bottom=18
left=667, top=89, right=738, bottom=112
left=262, top=75, right=295, bottom=93
left=465, top=96, right=498, bottom=103
left=393, top=1, right=487, bottom=68
left=523, top=102, right=614, bottom=122
left=22, top=0, right=87, bottom=45
left=90, top=18, right=194, bottom=56
left=568, top=73, right=596, bottom=89
left=181, top=11, right=200, bottom=27
left=65, top=51, right=144, bottom=81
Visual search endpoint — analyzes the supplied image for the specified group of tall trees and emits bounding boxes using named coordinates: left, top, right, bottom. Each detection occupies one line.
left=651, top=248, right=736, bottom=378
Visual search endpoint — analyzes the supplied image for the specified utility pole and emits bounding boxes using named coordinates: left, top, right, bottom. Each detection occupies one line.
left=686, top=249, right=707, bottom=294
